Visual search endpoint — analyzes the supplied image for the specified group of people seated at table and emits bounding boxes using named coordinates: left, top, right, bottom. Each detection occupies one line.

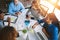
left=0, top=0, right=25, bottom=29
left=0, top=0, right=24, bottom=40
left=31, top=0, right=59, bottom=40
left=0, top=0, right=59, bottom=40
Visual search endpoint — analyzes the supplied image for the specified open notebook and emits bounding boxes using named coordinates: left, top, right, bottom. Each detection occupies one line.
left=4, top=15, right=18, bottom=23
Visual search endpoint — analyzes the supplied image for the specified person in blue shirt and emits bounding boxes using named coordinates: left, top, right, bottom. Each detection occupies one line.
left=0, top=10, right=4, bottom=30
left=37, top=18, right=58, bottom=40
left=8, top=0, right=25, bottom=16
left=0, top=10, right=11, bottom=30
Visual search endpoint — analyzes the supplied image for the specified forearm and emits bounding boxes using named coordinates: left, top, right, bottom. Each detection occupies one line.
left=20, top=3, right=25, bottom=13
left=8, top=4, right=16, bottom=15
left=7, top=17, right=11, bottom=26
left=37, top=19, right=44, bottom=24
left=42, top=28, right=50, bottom=38
left=20, top=8, right=25, bottom=13
left=8, top=11, right=16, bottom=15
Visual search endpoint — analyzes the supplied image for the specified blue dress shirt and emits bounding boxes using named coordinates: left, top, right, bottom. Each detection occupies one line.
left=8, top=1, right=25, bottom=15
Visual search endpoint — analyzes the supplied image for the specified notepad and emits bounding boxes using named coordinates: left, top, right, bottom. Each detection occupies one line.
left=4, top=15, right=18, bottom=23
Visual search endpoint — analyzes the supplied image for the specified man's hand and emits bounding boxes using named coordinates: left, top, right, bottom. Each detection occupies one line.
left=15, top=12, right=21, bottom=16
left=32, top=22, right=39, bottom=29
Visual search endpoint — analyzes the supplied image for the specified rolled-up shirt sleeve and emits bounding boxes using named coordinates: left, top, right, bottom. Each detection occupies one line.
left=8, top=4, right=15, bottom=15
left=8, top=2, right=25, bottom=15
left=20, top=3, right=25, bottom=13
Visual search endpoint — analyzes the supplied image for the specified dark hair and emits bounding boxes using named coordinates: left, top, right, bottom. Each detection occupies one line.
left=0, top=10, right=4, bottom=14
left=0, top=26, right=18, bottom=40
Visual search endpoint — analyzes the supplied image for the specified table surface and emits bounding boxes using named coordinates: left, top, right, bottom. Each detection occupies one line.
left=4, top=9, right=40, bottom=40
left=4, top=9, right=48, bottom=40
left=15, top=10, right=39, bottom=40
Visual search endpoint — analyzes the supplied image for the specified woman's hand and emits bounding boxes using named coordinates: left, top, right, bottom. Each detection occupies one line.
left=15, top=12, right=21, bottom=16
left=42, top=28, right=50, bottom=38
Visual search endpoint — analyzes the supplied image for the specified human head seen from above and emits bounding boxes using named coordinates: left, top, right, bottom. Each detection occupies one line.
left=13, top=0, right=19, bottom=5
left=0, top=10, right=4, bottom=20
